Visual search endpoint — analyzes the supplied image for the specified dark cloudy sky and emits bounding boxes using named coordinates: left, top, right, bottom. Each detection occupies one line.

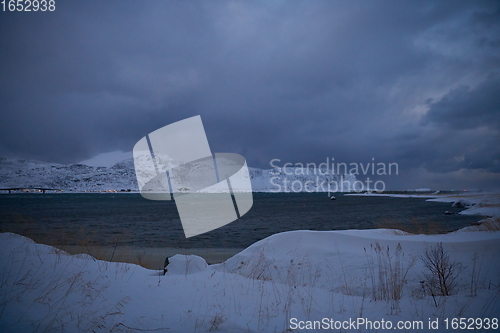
left=1, top=1, right=499, bottom=190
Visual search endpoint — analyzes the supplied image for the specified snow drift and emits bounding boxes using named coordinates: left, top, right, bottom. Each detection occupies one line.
left=1, top=225, right=499, bottom=332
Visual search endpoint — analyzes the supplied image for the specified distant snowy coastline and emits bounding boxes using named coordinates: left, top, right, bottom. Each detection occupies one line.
left=0, top=155, right=359, bottom=193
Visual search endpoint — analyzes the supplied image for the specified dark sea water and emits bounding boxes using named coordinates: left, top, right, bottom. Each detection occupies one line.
left=0, top=193, right=486, bottom=250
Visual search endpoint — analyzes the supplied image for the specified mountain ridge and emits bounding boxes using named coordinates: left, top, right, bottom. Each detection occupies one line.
left=0, top=156, right=358, bottom=193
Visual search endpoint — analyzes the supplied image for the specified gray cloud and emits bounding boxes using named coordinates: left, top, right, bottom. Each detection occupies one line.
left=422, top=75, right=500, bottom=130
left=1, top=0, right=499, bottom=189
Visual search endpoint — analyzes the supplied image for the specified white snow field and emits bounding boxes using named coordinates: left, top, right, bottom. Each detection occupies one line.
left=1, top=215, right=499, bottom=332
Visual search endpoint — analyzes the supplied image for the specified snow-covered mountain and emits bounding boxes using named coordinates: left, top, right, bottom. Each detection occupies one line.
left=0, top=155, right=358, bottom=192
left=0, top=157, right=137, bottom=192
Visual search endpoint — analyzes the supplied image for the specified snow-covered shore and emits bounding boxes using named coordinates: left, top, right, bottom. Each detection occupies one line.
left=1, top=220, right=499, bottom=332
left=427, top=193, right=500, bottom=217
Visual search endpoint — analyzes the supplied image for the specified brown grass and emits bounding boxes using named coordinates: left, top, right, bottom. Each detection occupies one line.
left=463, top=217, right=500, bottom=232
left=376, top=217, right=449, bottom=235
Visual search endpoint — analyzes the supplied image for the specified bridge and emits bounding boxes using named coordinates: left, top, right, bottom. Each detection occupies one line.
left=0, top=187, right=63, bottom=194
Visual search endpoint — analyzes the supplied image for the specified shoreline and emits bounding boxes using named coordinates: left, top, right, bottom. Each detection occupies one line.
left=347, top=192, right=500, bottom=217
left=52, top=244, right=245, bottom=269
left=3, top=192, right=498, bottom=269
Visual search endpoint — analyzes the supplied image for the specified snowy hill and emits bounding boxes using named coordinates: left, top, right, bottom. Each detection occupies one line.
left=0, top=157, right=137, bottom=192
left=0, top=156, right=359, bottom=192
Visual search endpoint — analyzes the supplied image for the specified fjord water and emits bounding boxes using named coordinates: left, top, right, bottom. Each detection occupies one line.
left=0, top=193, right=485, bottom=250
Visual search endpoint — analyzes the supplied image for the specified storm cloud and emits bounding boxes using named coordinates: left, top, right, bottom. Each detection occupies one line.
left=1, top=0, right=499, bottom=190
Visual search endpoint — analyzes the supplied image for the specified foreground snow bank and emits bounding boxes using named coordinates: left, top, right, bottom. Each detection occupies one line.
left=219, top=229, right=500, bottom=294
left=1, top=228, right=499, bottom=332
